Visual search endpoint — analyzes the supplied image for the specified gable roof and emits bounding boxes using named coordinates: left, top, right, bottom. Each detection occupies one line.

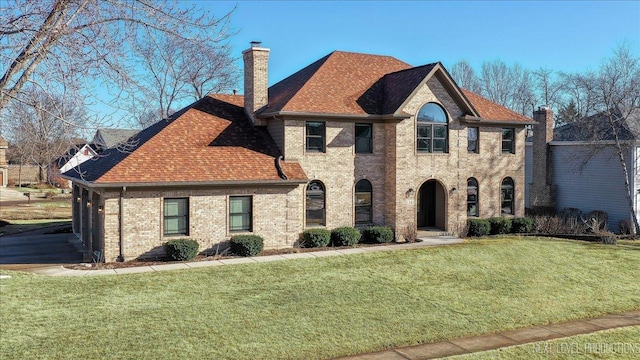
left=260, top=50, right=531, bottom=124
left=64, top=95, right=307, bottom=186
left=554, top=108, right=640, bottom=141
left=92, top=128, right=139, bottom=149
left=55, top=143, right=99, bottom=168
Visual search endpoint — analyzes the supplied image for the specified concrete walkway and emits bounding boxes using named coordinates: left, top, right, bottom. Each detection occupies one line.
left=5, top=235, right=463, bottom=276
left=335, top=311, right=640, bottom=360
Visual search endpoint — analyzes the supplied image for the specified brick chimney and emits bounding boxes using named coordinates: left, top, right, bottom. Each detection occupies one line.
left=243, top=41, right=269, bottom=126
left=530, top=106, right=556, bottom=208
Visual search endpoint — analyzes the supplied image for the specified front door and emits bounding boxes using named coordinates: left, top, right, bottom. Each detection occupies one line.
left=417, top=181, right=436, bottom=227
left=417, top=180, right=446, bottom=229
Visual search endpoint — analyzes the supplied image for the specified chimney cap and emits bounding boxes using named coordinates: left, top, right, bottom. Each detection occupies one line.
left=538, top=105, right=550, bottom=111
left=250, top=41, right=262, bottom=48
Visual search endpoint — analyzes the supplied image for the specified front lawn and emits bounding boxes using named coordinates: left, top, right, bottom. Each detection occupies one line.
left=1, top=238, right=638, bottom=359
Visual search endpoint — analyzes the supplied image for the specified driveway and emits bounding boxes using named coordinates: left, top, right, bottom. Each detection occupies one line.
left=0, top=231, right=83, bottom=270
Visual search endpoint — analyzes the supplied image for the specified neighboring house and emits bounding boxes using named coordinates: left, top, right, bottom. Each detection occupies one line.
left=527, top=108, right=640, bottom=232
left=50, top=144, right=100, bottom=188
left=63, top=42, right=534, bottom=262
left=92, top=128, right=139, bottom=151
left=0, top=135, right=7, bottom=187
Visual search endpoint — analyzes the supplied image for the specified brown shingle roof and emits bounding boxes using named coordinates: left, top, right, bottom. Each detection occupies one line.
left=65, top=95, right=306, bottom=185
left=262, top=51, right=411, bottom=116
left=262, top=51, right=529, bottom=123
left=461, top=89, right=532, bottom=123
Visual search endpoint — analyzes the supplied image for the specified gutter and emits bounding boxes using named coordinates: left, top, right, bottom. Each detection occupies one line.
left=458, top=115, right=536, bottom=126
left=258, top=110, right=410, bottom=121
left=59, top=177, right=309, bottom=189
left=549, top=140, right=640, bottom=146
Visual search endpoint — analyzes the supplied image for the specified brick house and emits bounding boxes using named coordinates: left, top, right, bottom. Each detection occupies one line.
left=64, top=43, right=533, bottom=262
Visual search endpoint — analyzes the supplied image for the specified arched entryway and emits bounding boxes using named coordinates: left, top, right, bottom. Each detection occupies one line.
left=417, top=179, right=447, bottom=230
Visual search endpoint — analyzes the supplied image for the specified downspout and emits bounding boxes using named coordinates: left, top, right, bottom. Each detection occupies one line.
left=117, top=186, right=126, bottom=262
left=275, top=156, right=289, bottom=180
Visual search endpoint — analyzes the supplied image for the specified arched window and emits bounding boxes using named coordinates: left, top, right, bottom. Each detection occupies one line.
left=417, top=103, right=448, bottom=153
left=501, top=177, right=515, bottom=215
left=467, top=178, right=479, bottom=217
left=306, top=180, right=325, bottom=226
left=355, top=179, right=372, bottom=224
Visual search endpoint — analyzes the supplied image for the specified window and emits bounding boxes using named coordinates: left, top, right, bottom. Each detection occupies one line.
left=306, top=180, right=325, bottom=226
left=467, top=178, right=479, bottom=217
left=501, top=177, right=514, bottom=215
left=229, top=196, right=252, bottom=232
left=164, top=198, right=188, bottom=236
left=502, top=128, right=515, bottom=154
left=355, top=123, right=372, bottom=153
left=417, top=103, right=448, bottom=153
left=468, top=127, right=479, bottom=153
left=355, top=179, right=372, bottom=224
left=306, top=121, right=325, bottom=152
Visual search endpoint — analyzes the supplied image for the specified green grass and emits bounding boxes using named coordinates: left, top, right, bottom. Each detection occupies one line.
left=1, top=237, right=639, bottom=359
left=451, top=326, right=640, bottom=359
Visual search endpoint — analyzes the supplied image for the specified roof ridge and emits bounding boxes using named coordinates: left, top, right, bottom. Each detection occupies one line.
left=384, top=62, right=439, bottom=76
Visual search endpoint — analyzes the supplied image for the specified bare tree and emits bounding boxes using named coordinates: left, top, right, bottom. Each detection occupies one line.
left=533, top=67, right=564, bottom=110
left=1, top=0, right=235, bottom=130
left=129, top=31, right=238, bottom=123
left=557, top=71, right=599, bottom=119
left=450, top=60, right=481, bottom=93
left=564, top=44, right=640, bottom=234
left=479, top=60, right=535, bottom=115
left=480, top=60, right=512, bottom=107
left=592, top=44, right=640, bottom=233
left=4, top=86, right=82, bottom=182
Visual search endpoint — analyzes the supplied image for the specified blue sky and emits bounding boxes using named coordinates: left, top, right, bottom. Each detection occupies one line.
left=211, top=0, right=639, bottom=90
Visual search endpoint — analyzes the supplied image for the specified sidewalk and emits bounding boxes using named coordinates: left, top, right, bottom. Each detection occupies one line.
left=14, top=235, right=464, bottom=276
left=335, top=311, right=640, bottom=360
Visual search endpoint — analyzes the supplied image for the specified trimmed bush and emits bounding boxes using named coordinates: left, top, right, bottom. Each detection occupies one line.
left=164, top=239, right=199, bottom=261
left=331, top=227, right=361, bottom=246
left=467, top=219, right=490, bottom=237
left=488, top=217, right=512, bottom=235
left=511, top=217, right=534, bottom=233
left=362, top=226, right=394, bottom=243
left=301, top=229, right=331, bottom=248
left=230, top=235, right=264, bottom=257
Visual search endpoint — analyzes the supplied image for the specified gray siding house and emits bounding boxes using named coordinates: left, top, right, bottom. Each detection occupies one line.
left=526, top=108, right=639, bottom=233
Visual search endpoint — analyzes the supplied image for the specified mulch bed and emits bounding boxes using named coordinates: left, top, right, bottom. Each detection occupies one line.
left=64, top=241, right=417, bottom=271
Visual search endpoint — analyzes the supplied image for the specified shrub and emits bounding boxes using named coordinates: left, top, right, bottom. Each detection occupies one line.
left=301, top=228, right=331, bottom=248
left=488, top=217, right=512, bottom=235
left=584, top=210, right=608, bottom=233
left=466, top=219, right=490, bottom=237
left=362, top=226, right=394, bottom=243
left=331, top=227, right=361, bottom=246
left=164, top=239, right=199, bottom=261
left=559, top=207, right=582, bottom=220
left=230, top=235, right=264, bottom=257
left=402, top=223, right=418, bottom=243
left=597, top=231, right=618, bottom=245
left=511, top=217, right=534, bottom=233
left=619, top=219, right=634, bottom=235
